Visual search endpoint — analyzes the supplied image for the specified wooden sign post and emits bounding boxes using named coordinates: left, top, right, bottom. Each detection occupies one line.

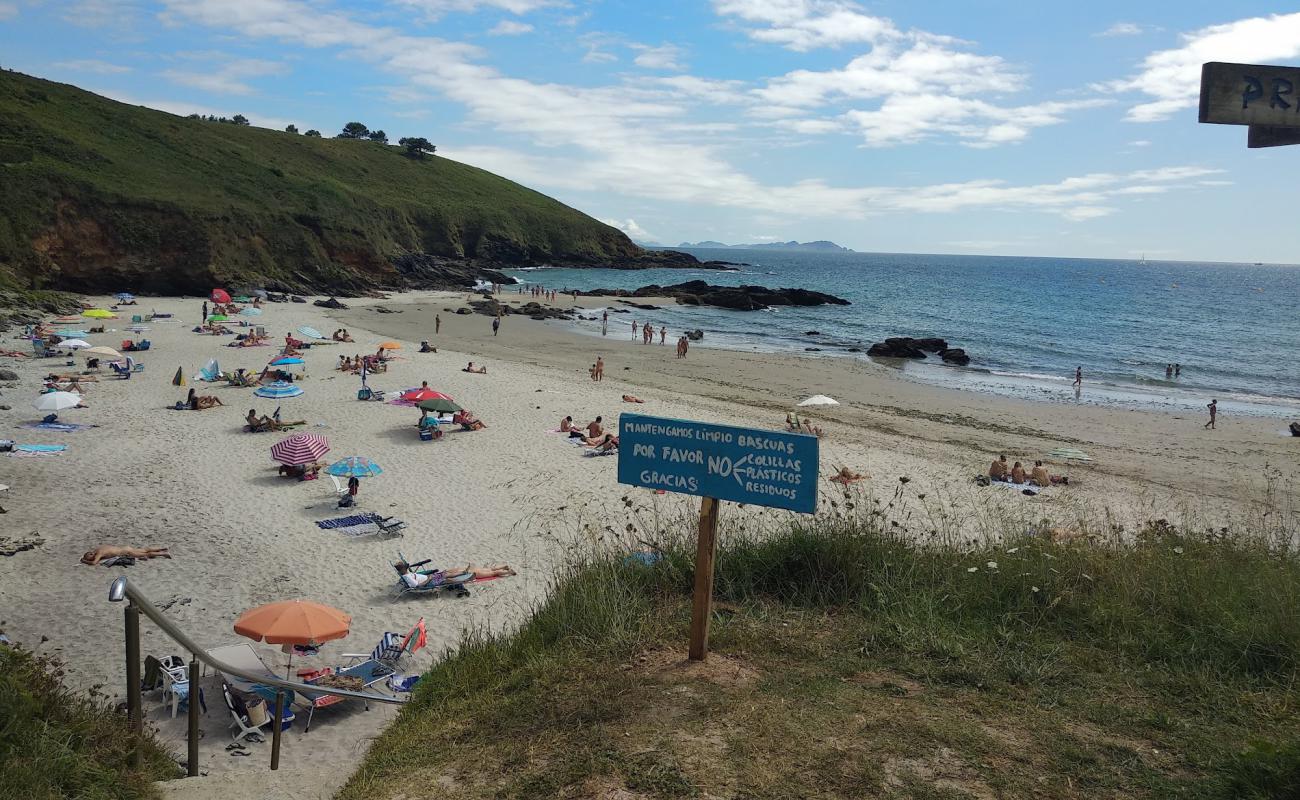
left=1199, top=62, right=1300, bottom=148
left=617, top=414, right=818, bottom=661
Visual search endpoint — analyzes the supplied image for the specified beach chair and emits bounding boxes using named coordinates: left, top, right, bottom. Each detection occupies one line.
left=390, top=553, right=484, bottom=601
left=340, top=618, right=427, bottom=670
left=109, top=362, right=132, bottom=379
left=30, top=339, right=49, bottom=358
left=222, top=682, right=280, bottom=742
left=296, top=661, right=391, bottom=733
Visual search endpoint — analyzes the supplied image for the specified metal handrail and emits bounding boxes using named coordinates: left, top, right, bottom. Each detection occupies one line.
left=108, top=576, right=406, bottom=706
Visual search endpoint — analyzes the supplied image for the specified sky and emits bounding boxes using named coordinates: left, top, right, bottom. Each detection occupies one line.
left=2, top=1, right=1300, bottom=262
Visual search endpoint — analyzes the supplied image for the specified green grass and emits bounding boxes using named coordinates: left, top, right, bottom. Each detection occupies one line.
left=0, top=69, right=638, bottom=294
left=339, top=506, right=1300, bottom=800
left=0, top=643, right=178, bottom=800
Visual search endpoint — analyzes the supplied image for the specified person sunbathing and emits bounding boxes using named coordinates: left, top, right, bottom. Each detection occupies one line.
left=1029, top=460, right=1049, bottom=487
left=559, top=415, right=576, bottom=432
left=340, top=330, right=354, bottom=343
left=82, top=545, right=170, bottom=566
left=829, top=466, right=868, bottom=484
left=1010, top=461, right=1027, bottom=485
left=622, top=395, right=644, bottom=403
left=988, top=454, right=1009, bottom=482
left=396, top=561, right=515, bottom=587
left=801, top=419, right=823, bottom=437
left=419, top=341, right=436, bottom=353
left=454, top=410, right=486, bottom=430
left=586, top=433, right=619, bottom=450
left=463, top=362, right=487, bottom=374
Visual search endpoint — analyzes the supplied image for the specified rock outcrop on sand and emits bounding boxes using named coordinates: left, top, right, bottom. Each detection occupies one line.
left=867, top=337, right=971, bottom=365
left=467, top=298, right=574, bottom=321
left=580, top=280, right=849, bottom=311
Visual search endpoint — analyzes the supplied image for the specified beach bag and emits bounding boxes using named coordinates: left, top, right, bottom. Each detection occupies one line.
left=245, top=697, right=268, bottom=727
left=357, top=388, right=373, bottom=401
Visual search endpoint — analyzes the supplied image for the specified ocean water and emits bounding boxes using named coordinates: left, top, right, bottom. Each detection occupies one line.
left=506, top=250, right=1300, bottom=418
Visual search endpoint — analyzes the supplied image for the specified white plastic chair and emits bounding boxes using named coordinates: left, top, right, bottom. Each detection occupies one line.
left=161, top=665, right=190, bottom=718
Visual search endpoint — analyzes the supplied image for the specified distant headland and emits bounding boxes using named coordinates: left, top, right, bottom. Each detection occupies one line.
left=674, top=240, right=854, bottom=253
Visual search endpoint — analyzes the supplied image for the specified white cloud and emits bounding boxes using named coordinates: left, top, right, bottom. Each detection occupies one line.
left=161, top=58, right=288, bottom=96
left=644, top=75, right=750, bottom=105
left=488, top=20, right=533, bottom=35
left=598, top=217, right=657, bottom=242
left=631, top=43, right=685, bottom=71
left=158, top=0, right=1218, bottom=224
left=53, top=59, right=132, bottom=74
left=62, top=0, right=138, bottom=28
left=582, top=48, right=617, bottom=64
left=394, top=0, right=556, bottom=16
left=0, top=2, right=17, bottom=21
left=1103, top=12, right=1300, bottom=122
left=1129, top=139, right=1151, bottom=147
left=1098, top=22, right=1143, bottom=37
left=715, top=0, right=899, bottom=52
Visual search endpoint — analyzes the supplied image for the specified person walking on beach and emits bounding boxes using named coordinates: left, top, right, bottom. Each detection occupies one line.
left=1205, top=399, right=1217, bottom=429
left=492, top=316, right=500, bottom=336
left=659, top=326, right=667, bottom=345
left=1073, top=366, right=1082, bottom=388
left=435, top=314, right=441, bottom=335
left=595, top=356, right=604, bottom=382
left=631, top=321, right=638, bottom=340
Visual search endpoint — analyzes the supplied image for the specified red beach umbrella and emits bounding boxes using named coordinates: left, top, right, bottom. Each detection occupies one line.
left=210, top=288, right=231, bottom=304
left=270, top=433, right=330, bottom=466
left=400, top=388, right=453, bottom=403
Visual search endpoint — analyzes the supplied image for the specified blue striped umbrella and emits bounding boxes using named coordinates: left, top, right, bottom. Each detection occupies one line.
left=297, top=326, right=325, bottom=340
left=325, top=457, right=383, bottom=478
left=254, top=381, right=304, bottom=399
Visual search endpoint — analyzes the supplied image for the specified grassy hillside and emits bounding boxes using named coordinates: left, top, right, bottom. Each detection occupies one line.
left=0, top=644, right=178, bottom=800
left=0, top=69, right=641, bottom=295
left=341, top=502, right=1300, bottom=799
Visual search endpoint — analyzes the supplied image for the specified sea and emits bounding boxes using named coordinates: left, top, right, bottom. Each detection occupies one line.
left=505, top=250, right=1300, bottom=419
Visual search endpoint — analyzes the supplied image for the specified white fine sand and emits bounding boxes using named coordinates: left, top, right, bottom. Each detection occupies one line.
left=0, top=291, right=1294, bottom=795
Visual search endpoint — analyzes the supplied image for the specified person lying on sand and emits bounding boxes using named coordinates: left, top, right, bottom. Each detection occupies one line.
left=585, top=433, right=619, bottom=451
left=622, top=395, right=644, bottom=403
left=395, top=561, right=516, bottom=587
left=246, top=409, right=305, bottom=432
left=82, top=546, right=170, bottom=566
left=829, top=466, right=868, bottom=484
left=463, top=362, right=487, bottom=374
left=988, top=454, right=1009, bottom=482
left=186, top=388, right=224, bottom=410
left=801, top=419, right=823, bottom=437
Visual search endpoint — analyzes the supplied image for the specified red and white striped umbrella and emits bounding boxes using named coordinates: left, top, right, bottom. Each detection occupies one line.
left=270, top=433, right=330, bottom=466
left=400, top=388, right=453, bottom=402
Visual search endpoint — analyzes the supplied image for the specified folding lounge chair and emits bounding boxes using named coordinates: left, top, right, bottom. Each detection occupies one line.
left=296, top=661, right=391, bottom=733
left=391, top=553, right=496, bottom=601
left=341, top=618, right=427, bottom=670
left=222, top=682, right=278, bottom=742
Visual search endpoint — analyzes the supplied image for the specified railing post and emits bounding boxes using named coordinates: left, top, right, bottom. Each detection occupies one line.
left=270, top=690, right=285, bottom=771
left=187, top=657, right=200, bottom=777
left=124, top=602, right=142, bottom=769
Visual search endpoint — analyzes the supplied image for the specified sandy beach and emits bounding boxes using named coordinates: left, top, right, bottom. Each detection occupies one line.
left=1, top=290, right=1293, bottom=793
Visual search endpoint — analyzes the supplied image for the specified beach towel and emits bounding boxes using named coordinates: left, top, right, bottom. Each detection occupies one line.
left=20, top=422, right=96, bottom=432
left=316, top=513, right=382, bottom=530
left=583, top=447, right=617, bottom=457
left=12, top=444, right=67, bottom=455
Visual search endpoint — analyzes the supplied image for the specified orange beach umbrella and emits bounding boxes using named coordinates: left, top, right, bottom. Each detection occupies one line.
left=233, top=599, right=351, bottom=646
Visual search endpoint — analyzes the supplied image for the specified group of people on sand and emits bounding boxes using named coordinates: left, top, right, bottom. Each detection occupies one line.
left=230, top=330, right=268, bottom=347
left=560, top=414, right=618, bottom=449
left=988, top=454, right=1065, bottom=486
left=338, top=354, right=387, bottom=374
left=631, top=321, right=668, bottom=345
left=785, top=412, right=822, bottom=437
left=330, top=329, right=355, bottom=342
left=589, top=356, right=604, bottom=381
left=676, top=336, right=690, bottom=358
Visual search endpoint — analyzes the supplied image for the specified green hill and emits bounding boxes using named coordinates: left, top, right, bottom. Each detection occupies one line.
left=0, top=69, right=658, bottom=295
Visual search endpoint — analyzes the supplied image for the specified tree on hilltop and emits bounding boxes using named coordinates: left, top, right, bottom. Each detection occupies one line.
left=368, top=129, right=388, bottom=144
left=398, top=136, right=436, bottom=159
left=231, top=114, right=250, bottom=126
left=304, top=129, right=322, bottom=137
left=285, top=124, right=299, bottom=134
left=338, top=121, right=369, bottom=139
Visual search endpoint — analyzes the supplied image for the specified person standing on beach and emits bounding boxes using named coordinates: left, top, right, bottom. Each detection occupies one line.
left=595, top=356, right=604, bottom=381
left=1073, top=366, right=1082, bottom=388
left=435, top=314, right=441, bottom=335
left=631, top=321, right=638, bottom=340
left=1175, top=363, right=1181, bottom=377
left=202, top=300, right=209, bottom=321
left=1205, top=399, right=1217, bottom=429
left=492, top=316, right=500, bottom=336
left=659, top=326, right=667, bottom=345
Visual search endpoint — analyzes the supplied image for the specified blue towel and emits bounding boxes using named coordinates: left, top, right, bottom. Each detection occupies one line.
left=15, top=444, right=67, bottom=452
left=20, top=422, right=94, bottom=432
left=316, top=513, right=382, bottom=530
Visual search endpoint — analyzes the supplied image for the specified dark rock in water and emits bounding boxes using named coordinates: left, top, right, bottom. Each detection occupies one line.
left=291, top=295, right=307, bottom=304
left=868, top=336, right=972, bottom=365
left=939, top=348, right=970, bottom=366
left=314, top=297, right=348, bottom=309
left=0, top=369, right=17, bottom=381
left=686, top=329, right=704, bottom=341
left=845, top=347, right=861, bottom=353
left=805, top=330, right=820, bottom=336
left=468, top=298, right=572, bottom=320
left=609, top=307, right=630, bottom=314
left=805, top=347, right=821, bottom=352
left=618, top=300, right=661, bottom=310
left=579, top=280, right=848, bottom=311
left=1290, top=422, right=1300, bottom=437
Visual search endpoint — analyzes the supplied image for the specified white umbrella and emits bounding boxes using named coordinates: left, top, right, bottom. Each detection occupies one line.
left=82, top=346, right=122, bottom=360
left=34, top=392, right=82, bottom=412
left=797, top=395, right=839, bottom=407
left=59, top=339, right=90, bottom=349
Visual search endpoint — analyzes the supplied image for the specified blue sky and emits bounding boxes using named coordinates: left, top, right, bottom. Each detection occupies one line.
left=3, top=1, right=1300, bottom=262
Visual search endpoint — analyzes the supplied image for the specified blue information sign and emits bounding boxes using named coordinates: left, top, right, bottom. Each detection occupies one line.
left=617, top=413, right=819, bottom=513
